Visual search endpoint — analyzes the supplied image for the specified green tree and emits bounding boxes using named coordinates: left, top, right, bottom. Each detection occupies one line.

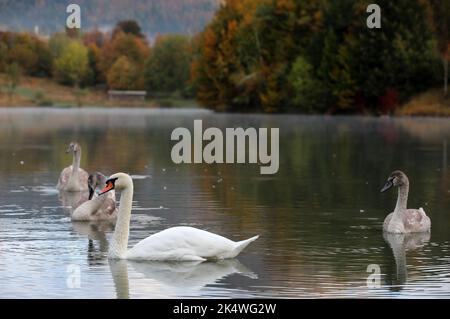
left=0, top=42, right=7, bottom=72
left=430, top=0, right=450, bottom=95
left=107, top=56, right=138, bottom=90
left=343, top=0, right=440, bottom=112
left=144, top=35, right=192, bottom=96
left=112, top=20, right=145, bottom=39
left=192, top=0, right=322, bottom=112
left=48, top=32, right=71, bottom=59
left=86, top=43, right=102, bottom=85
left=54, top=41, right=90, bottom=86
left=311, top=0, right=358, bottom=112
left=5, top=33, right=52, bottom=77
left=288, top=56, right=327, bottom=112
left=5, top=62, right=21, bottom=102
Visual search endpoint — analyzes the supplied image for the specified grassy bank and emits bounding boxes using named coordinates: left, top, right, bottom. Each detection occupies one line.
left=397, top=89, right=450, bottom=117
left=0, top=74, right=199, bottom=108
left=1, top=74, right=449, bottom=116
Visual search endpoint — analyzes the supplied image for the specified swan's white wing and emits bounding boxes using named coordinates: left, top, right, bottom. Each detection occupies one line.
left=72, top=193, right=117, bottom=221
left=71, top=200, right=96, bottom=220
left=93, top=195, right=117, bottom=219
left=127, top=226, right=237, bottom=261
left=403, top=209, right=431, bottom=232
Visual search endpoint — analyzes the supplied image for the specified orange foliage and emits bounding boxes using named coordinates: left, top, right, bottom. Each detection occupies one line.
left=98, top=31, right=150, bottom=81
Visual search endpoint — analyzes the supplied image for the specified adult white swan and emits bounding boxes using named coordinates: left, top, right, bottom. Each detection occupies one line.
left=99, top=173, right=259, bottom=261
left=57, top=142, right=89, bottom=192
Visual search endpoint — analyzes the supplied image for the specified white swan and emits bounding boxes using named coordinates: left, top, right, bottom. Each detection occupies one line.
left=57, top=142, right=89, bottom=192
left=380, top=170, right=431, bottom=233
left=71, top=172, right=117, bottom=221
left=99, top=172, right=259, bottom=261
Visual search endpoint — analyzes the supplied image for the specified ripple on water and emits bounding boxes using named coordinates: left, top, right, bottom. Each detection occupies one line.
left=1, top=113, right=450, bottom=298
left=130, top=175, right=151, bottom=180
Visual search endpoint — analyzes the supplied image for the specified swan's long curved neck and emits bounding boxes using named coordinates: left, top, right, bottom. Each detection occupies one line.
left=71, top=150, right=81, bottom=174
left=109, top=184, right=133, bottom=259
left=394, top=183, right=409, bottom=214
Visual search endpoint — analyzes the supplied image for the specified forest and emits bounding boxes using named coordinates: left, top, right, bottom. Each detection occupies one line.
left=0, top=0, right=449, bottom=114
left=193, top=0, right=450, bottom=113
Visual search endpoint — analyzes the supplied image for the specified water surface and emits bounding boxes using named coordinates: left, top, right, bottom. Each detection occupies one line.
left=0, top=108, right=449, bottom=298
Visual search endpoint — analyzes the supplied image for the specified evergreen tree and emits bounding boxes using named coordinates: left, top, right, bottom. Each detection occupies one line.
left=144, top=35, right=192, bottom=96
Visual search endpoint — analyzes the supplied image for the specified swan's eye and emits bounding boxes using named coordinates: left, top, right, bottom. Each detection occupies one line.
left=105, top=177, right=118, bottom=188
left=105, top=177, right=118, bottom=186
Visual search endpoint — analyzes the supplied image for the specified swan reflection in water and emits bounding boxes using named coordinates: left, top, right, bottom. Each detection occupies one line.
left=109, top=259, right=258, bottom=298
left=59, top=190, right=89, bottom=215
left=383, top=232, right=430, bottom=289
left=71, top=221, right=115, bottom=264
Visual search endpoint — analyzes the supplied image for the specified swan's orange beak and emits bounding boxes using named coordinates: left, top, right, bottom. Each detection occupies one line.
left=99, top=181, right=114, bottom=195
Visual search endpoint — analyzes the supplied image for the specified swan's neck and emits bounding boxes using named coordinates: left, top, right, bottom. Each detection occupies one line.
left=71, top=150, right=81, bottom=174
left=394, top=183, right=409, bottom=214
left=109, top=185, right=133, bottom=259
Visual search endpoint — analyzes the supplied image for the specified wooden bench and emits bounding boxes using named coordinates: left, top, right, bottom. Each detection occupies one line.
left=107, top=90, right=147, bottom=101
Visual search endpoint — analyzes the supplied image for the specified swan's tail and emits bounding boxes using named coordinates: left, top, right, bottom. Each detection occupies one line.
left=230, top=235, right=259, bottom=258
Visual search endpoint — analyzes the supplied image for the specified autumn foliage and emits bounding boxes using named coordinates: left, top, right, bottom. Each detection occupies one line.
left=1, top=1, right=449, bottom=113
left=191, top=0, right=447, bottom=114
left=0, top=22, right=187, bottom=95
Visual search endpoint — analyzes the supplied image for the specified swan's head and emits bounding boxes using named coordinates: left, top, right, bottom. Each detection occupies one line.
left=380, top=170, right=408, bottom=193
left=88, top=172, right=107, bottom=199
left=66, top=142, right=81, bottom=153
left=99, top=172, right=132, bottom=195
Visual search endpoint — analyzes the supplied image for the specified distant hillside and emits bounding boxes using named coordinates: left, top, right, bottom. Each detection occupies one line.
left=0, top=0, right=219, bottom=36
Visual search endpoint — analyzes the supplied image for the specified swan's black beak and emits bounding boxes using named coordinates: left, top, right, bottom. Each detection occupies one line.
left=380, top=180, right=393, bottom=193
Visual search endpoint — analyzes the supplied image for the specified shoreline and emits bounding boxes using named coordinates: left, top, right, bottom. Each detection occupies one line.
left=0, top=74, right=199, bottom=109
left=1, top=106, right=450, bottom=121
left=1, top=75, right=449, bottom=117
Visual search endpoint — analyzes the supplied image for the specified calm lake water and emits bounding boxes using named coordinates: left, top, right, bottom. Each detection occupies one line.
left=0, top=107, right=449, bottom=298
